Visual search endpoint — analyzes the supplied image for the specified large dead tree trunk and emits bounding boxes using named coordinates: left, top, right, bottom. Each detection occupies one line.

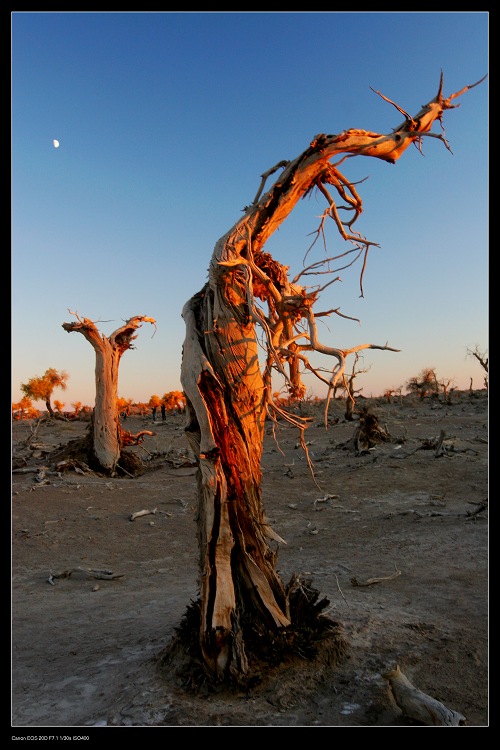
left=62, top=312, right=156, bottom=474
left=176, top=73, right=486, bottom=684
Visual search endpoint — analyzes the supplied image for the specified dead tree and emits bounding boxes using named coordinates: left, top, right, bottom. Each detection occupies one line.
left=467, top=345, right=488, bottom=389
left=172, top=73, right=486, bottom=685
left=352, top=407, right=391, bottom=452
left=343, top=352, right=370, bottom=421
left=62, top=312, right=156, bottom=474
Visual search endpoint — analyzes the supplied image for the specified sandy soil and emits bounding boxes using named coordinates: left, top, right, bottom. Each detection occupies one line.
left=11, top=392, right=488, bottom=731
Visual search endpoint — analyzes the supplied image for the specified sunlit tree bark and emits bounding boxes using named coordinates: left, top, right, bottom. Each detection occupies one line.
left=178, top=73, right=486, bottom=683
left=62, top=312, right=156, bottom=474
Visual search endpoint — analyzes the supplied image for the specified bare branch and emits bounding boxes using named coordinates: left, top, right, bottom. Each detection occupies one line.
left=249, top=160, right=290, bottom=207
left=178, top=74, right=486, bottom=681
left=370, top=86, right=414, bottom=122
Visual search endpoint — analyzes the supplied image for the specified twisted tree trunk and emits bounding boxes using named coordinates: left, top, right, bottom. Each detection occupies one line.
left=62, top=312, right=156, bottom=474
left=178, top=73, right=485, bottom=683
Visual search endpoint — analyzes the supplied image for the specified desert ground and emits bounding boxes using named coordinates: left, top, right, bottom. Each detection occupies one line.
left=11, top=391, right=488, bottom=731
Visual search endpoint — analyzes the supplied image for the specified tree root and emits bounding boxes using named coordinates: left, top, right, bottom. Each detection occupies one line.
left=158, top=575, right=348, bottom=694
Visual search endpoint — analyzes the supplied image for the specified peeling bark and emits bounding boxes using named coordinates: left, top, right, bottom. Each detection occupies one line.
left=179, top=73, right=486, bottom=682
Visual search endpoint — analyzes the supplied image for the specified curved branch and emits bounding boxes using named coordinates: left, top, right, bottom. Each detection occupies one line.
left=178, top=74, right=485, bottom=681
left=109, top=316, right=157, bottom=353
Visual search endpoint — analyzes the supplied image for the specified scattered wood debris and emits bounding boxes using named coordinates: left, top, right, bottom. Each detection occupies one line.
left=395, top=431, right=480, bottom=460
left=313, top=493, right=340, bottom=508
left=17, top=417, right=46, bottom=448
left=55, top=459, right=93, bottom=474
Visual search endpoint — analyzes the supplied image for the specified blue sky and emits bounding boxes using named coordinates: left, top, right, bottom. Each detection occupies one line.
left=12, top=12, right=489, bottom=409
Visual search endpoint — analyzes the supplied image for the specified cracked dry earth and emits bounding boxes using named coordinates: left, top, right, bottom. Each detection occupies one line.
left=11, top=392, right=488, bottom=732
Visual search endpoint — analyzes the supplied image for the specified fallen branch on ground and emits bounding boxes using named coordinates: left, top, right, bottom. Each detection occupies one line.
left=383, top=664, right=466, bottom=725
left=465, top=500, right=488, bottom=520
left=351, top=565, right=401, bottom=587
left=47, top=567, right=125, bottom=584
left=120, top=429, right=154, bottom=446
left=55, top=459, right=93, bottom=474
left=19, top=418, right=45, bottom=448
left=129, top=508, right=157, bottom=521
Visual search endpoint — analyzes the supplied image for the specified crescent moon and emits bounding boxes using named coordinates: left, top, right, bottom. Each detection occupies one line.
left=53, top=139, right=60, bottom=148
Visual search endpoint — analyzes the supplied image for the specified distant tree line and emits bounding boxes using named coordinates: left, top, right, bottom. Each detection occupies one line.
left=13, top=348, right=488, bottom=422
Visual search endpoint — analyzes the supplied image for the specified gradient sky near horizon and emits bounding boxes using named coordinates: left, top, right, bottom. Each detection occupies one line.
left=12, top=12, right=489, bottom=409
